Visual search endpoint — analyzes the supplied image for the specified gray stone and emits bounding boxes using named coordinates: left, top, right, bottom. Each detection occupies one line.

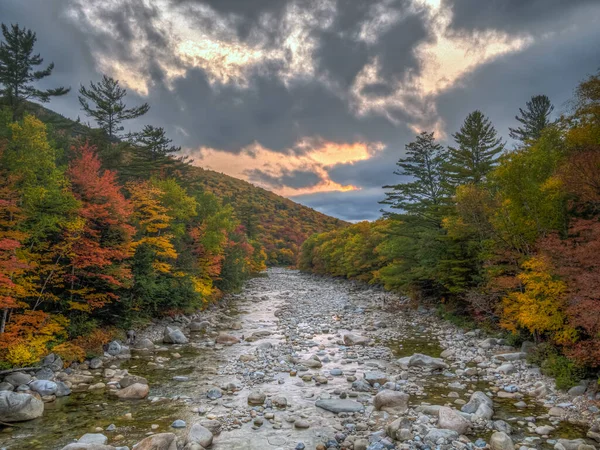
left=30, top=380, right=58, bottom=396
left=315, top=399, right=364, bottom=413
left=186, top=423, right=213, bottom=448
left=56, top=381, right=71, bottom=397
left=424, top=429, right=459, bottom=444
left=79, top=434, right=108, bottom=445
left=343, top=333, right=370, bottom=346
left=42, top=353, right=63, bottom=371
left=364, top=371, right=388, bottom=386
left=35, top=367, right=54, bottom=380
left=247, top=390, right=266, bottom=405
left=163, top=327, right=188, bottom=344
left=89, top=358, right=103, bottom=369
left=171, top=419, right=186, bottom=428
left=114, top=383, right=149, bottom=400
left=557, top=439, right=587, bottom=450
left=0, top=382, right=13, bottom=391
left=568, top=385, right=586, bottom=397
left=61, top=445, right=117, bottom=450
left=106, top=341, right=123, bottom=356
left=4, top=372, right=31, bottom=386
left=490, top=432, right=514, bottom=450
left=496, top=363, right=516, bottom=374
left=120, top=375, right=148, bottom=388
left=133, top=433, right=178, bottom=450
left=462, top=391, right=494, bottom=414
left=0, top=391, right=44, bottom=422
left=397, top=353, right=448, bottom=369
left=134, top=338, right=155, bottom=350
left=206, top=387, right=222, bottom=400
left=352, top=379, right=372, bottom=392
left=438, top=406, right=471, bottom=434
left=189, top=321, right=210, bottom=332
left=374, top=390, right=409, bottom=413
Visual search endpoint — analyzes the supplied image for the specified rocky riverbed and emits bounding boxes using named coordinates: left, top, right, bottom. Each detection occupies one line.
left=0, top=268, right=598, bottom=450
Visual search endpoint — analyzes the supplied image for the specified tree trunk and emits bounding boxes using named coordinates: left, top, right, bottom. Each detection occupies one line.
left=0, top=308, right=8, bottom=334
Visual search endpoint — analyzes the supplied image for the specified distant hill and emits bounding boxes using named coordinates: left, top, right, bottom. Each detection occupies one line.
left=23, top=101, right=346, bottom=266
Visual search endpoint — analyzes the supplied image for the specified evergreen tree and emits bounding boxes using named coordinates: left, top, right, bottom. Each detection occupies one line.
left=0, top=23, right=70, bottom=120
left=78, top=75, right=149, bottom=139
left=446, top=110, right=504, bottom=185
left=133, top=125, right=180, bottom=159
left=509, top=95, right=554, bottom=144
left=381, top=131, right=450, bottom=224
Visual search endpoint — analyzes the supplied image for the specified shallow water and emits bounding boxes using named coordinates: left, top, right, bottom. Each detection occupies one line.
left=0, top=269, right=594, bottom=449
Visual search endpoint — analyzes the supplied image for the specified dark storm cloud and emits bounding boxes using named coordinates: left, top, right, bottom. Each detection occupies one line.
left=444, top=0, right=600, bottom=34
left=292, top=189, right=386, bottom=222
left=247, top=168, right=323, bottom=189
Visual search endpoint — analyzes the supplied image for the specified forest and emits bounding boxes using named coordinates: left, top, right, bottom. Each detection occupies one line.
left=0, top=23, right=341, bottom=368
left=300, top=70, right=600, bottom=386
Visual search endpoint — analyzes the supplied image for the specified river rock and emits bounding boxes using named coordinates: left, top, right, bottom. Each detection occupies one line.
left=106, top=341, right=124, bottom=356
left=42, top=353, right=64, bottom=371
left=0, top=382, right=13, bottom=391
left=4, top=372, right=31, bottom=386
left=115, top=383, right=149, bottom=400
left=398, top=353, right=448, bottom=369
left=135, top=338, right=155, bottom=350
left=133, top=433, right=178, bottom=450
left=89, top=357, right=103, bottom=369
left=61, top=445, right=117, bottom=450
left=272, top=395, right=288, bottom=408
left=364, top=371, right=388, bottom=386
left=189, top=321, right=210, bottom=332
left=215, top=333, right=240, bottom=345
left=374, top=390, right=409, bottom=413
left=56, top=381, right=72, bottom=397
left=424, top=429, right=459, bottom=444
left=120, top=375, right=148, bottom=388
left=557, top=439, right=588, bottom=450
left=462, top=391, right=493, bottom=414
left=438, top=406, right=471, bottom=434
left=315, top=399, right=364, bottom=413
left=35, top=367, right=55, bottom=380
left=343, top=333, right=370, bottom=346
left=30, top=380, right=58, bottom=396
left=496, top=363, right=516, bottom=374
left=568, top=385, right=587, bottom=397
left=79, top=434, right=108, bottom=445
left=495, top=352, right=526, bottom=361
left=247, top=390, right=266, bottom=405
left=186, top=423, right=213, bottom=448
left=0, top=391, right=44, bottom=422
left=163, top=327, right=188, bottom=344
left=490, top=431, right=514, bottom=450
left=206, top=387, right=222, bottom=400
left=199, top=419, right=222, bottom=435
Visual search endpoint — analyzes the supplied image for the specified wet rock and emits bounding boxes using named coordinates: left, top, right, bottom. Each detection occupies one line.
left=187, top=423, right=213, bottom=447
left=495, top=352, right=526, bottom=361
left=343, top=333, right=370, bottom=346
left=172, top=419, right=186, bottom=428
left=364, top=371, right=388, bottom=386
left=56, top=381, right=72, bottom=397
left=189, top=321, right=210, bottom=332
left=4, top=372, right=31, bottom=386
left=490, top=431, right=514, bottom=450
left=493, top=420, right=512, bottom=434
left=0, top=382, right=13, bottom=391
left=106, top=341, right=123, bottom=356
left=352, top=379, right=372, bottom=392
left=557, top=439, right=588, bottom=450
left=79, top=434, right=109, bottom=445
left=206, top=387, right=222, bottom=400
left=535, top=425, right=555, bottom=435
left=247, top=390, right=266, bottom=405
left=438, top=406, right=471, bottom=434
left=114, top=383, right=149, bottom=400
left=61, top=445, right=117, bottom=450
left=462, top=391, right=493, bottom=414
left=215, top=333, right=240, bottom=346
left=496, top=363, right=516, bottom=374
left=272, top=395, right=288, bottom=408
left=568, top=385, right=586, bottom=397
left=0, top=391, right=44, bottom=422
left=374, top=390, right=409, bottom=413
left=330, top=368, right=343, bottom=376
left=35, top=367, right=55, bottom=380
left=315, top=399, right=364, bottom=413
left=479, top=338, right=498, bottom=349
left=397, top=353, right=448, bottom=369
left=89, top=358, right=103, bottom=369
left=163, top=326, right=188, bottom=344
left=120, top=375, right=148, bottom=388
left=199, top=419, right=221, bottom=435
left=294, top=419, right=310, bottom=429
left=134, top=338, right=155, bottom=350
left=133, top=433, right=178, bottom=450
left=354, top=439, right=369, bottom=450
left=30, top=380, right=58, bottom=396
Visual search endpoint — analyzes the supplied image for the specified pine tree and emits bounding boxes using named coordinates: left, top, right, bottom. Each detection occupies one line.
left=509, top=95, right=554, bottom=144
left=78, top=75, right=149, bottom=139
left=446, top=110, right=504, bottom=185
left=381, top=131, right=450, bottom=224
left=133, top=125, right=180, bottom=159
left=0, top=23, right=70, bottom=120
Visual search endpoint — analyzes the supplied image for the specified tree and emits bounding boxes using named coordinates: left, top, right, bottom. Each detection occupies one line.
left=78, top=75, right=149, bottom=139
left=0, top=23, right=70, bottom=120
left=133, top=125, right=180, bottom=159
left=381, top=131, right=450, bottom=225
left=509, top=95, right=554, bottom=145
left=446, top=111, right=504, bottom=185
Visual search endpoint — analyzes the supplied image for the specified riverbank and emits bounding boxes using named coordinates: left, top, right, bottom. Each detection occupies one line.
left=0, top=268, right=598, bottom=450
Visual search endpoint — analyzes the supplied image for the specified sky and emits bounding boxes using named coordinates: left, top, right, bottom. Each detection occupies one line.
left=3, top=0, right=600, bottom=221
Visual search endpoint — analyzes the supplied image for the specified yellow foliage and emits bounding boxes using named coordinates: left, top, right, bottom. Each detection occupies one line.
left=6, top=339, right=48, bottom=367
left=501, top=257, right=577, bottom=344
left=52, top=342, right=86, bottom=365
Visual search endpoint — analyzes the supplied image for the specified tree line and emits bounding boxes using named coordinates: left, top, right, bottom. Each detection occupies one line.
left=0, top=23, right=277, bottom=368
left=300, top=70, right=600, bottom=387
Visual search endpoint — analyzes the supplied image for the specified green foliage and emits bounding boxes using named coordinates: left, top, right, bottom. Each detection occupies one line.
left=509, top=95, right=555, bottom=145
left=528, top=344, right=587, bottom=390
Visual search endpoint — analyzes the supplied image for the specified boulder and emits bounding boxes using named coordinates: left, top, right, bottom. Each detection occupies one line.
left=4, top=372, right=32, bottom=386
left=462, top=391, right=494, bottom=414
left=495, top=352, right=526, bottom=361
left=189, top=321, right=210, bottom=332
left=568, top=385, right=587, bottom=397
left=55, top=381, right=72, bottom=397
left=557, top=439, right=588, bottom=450
left=0, top=391, right=44, bottom=422
left=133, top=433, right=178, bottom=450
left=163, top=327, right=188, bottom=344
left=215, top=333, right=240, bottom=345
left=42, top=353, right=64, bottom=371
left=106, top=341, right=123, bottom=356
left=398, top=353, right=448, bottom=370
left=35, top=367, right=55, bottom=380
left=89, top=357, right=103, bottom=369
left=272, top=396, right=288, bottom=408
left=30, top=380, right=58, bottom=396
left=186, top=423, right=213, bottom=448
left=315, top=399, right=364, bottom=413
left=496, top=363, right=516, bottom=374
left=490, top=432, right=514, bottom=450
left=79, top=434, right=108, bottom=445
left=206, top=387, right=222, bottom=400
left=374, top=390, right=409, bottom=413
left=438, top=406, right=471, bottom=434
left=424, top=429, right=459, bottom=444
left=343, top=333, right=371, bottom=346
left=120, top=375, right=148, bottom=388
left=199, top=419, right=222, bottom=435
left=61, top=445, right=117, bottom=450
left=364, top=371, right=388, bottom=386
left=115, top=383, right=149, bottom=400
left=134, top=338, right=155, bottom=350
left=0, top=382, right=13, bottom=391
left=386, top=417, right=411, bottom=440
